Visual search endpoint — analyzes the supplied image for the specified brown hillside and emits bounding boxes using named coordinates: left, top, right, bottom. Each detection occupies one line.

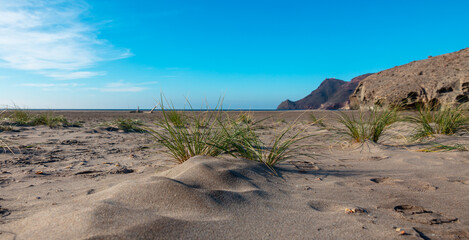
left=350, top=48, right=469, bottom=109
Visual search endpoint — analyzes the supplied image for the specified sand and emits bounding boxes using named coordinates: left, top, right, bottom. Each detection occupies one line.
left=0, top=111, right=468, bottom=239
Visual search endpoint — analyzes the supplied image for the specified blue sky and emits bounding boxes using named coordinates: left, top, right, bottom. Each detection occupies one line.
left=1, top=0, right=468, bottom=109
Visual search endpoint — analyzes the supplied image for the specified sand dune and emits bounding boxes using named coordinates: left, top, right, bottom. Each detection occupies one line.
left=4, top=156, right=303, bottom=239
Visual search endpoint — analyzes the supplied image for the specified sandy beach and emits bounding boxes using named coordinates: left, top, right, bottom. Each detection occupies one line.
left=0, top=110, right=467, bottom=239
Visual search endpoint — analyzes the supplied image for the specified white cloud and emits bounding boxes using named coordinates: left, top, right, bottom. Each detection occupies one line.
left=96, top=80, right=157, bottom=92
left=19, top=80, right=156, bottom=93
left=0, top=0, right=131, bottom=79
left=42, top=71, right=105, bottom=80
left=20, top=83, right=83, bottom=88
left=100, top=87, right=146, bottom=92
left=90, top=80, right=158, bottom=92
left=19, top=82, right=84, bottom=91
left=106, top=81, right=126, bottom=88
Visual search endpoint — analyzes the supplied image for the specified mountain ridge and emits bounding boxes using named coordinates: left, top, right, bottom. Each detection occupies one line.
left=277, top=73, right=373, bottom=110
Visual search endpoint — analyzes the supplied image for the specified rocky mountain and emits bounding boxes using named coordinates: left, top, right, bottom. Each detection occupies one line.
left=277, top=73, right=373, bottom=110
left=350, top=48, right=469, bottom=109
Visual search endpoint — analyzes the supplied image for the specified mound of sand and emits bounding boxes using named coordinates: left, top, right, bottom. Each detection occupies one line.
left=3, top=157, right=278, bottom=239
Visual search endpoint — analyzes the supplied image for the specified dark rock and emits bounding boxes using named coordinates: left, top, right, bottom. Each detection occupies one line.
left=277, top=73, right=373, bottom=110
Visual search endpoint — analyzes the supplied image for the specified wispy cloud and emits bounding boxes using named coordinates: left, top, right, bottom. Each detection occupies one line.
left=19, top=80, right=156, bottom=92
left=20, top=83, right=83, bottom=88
left=100, top=86, right=146, bottom=92
left=0, top=0, right=131, bottom=79
left=96, top=80, right=157, bottom=92
left=42, top=71, right=106, bottom=80
left=19, top=82, right=84, bottom=91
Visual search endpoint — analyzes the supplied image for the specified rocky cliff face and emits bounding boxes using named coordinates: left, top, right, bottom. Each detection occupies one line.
left=350, top=48, right=469, bottom=109
left=277, top=74, right=372, bottom=110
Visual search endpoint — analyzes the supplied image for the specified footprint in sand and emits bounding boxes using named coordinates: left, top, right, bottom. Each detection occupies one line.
left=338, top=155, right=389, bottom=162
left=290, top=160, right=320, bottom=173
left=394, top=205, right=458, bottom=225
left=447, top=177, right=469, bottom=185
left=307, top=200, right=368, bottom=215
left=370, top=177, right=402, bottom=184
left=0, top=231, right=16, bottom=240
left=406, top=182, right=438, bottom=192
left=361, top=155, right=389, bottom=161
left=370, top=177, right=438, bottom=192
left=0, top=207, right=10, bottom=217
left=454, top=180, right=469, bottom=185
left=307, top=200, right=333, bottom=212
left=413, top=227, right=469, bottom=240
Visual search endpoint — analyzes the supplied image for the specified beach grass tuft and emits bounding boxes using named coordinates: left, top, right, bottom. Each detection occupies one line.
left=221, top=119, right=310, bottom=174
left=236, top=112, right=254, bottom=124
left=6, top=109, right=81, bottom=128
left=337, top=106, right=399, bottom=143
left=310, top=113, right=326, bottom=127
left=8, top=109, right=31, bottom=126
left=113, top=118, right=146, bottom=132
left=417, top=143, right=468, bottom=152
left=30, top=114, right=71, bottom=128
left=406, top=104, right=469, bottom=141
left=0, top=110, right=12, bottom=153
left=167, top=110, right=186, bottom=128
left=149, top=97, right=310, bottom=173
left=148, top=97, right=231, bottom=163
